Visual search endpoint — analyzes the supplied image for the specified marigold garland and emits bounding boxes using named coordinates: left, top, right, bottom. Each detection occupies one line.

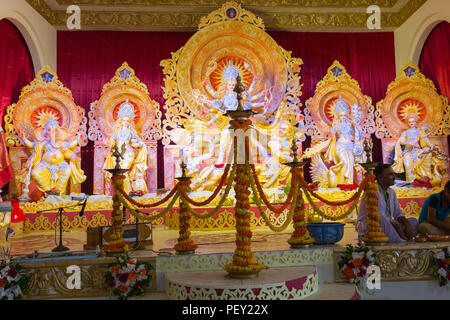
left=112, top=175, right=179, bottom=208
left=362, top=174, right=388, bottom=242
left=103, top=182, right=127, bottom=252
left=303, top=187, right=361, bottom=221
left=176, top=163, right=232, bottom=207
left=249, top=164, right=296, bottom=232
left=224, top=163, right=266, bottom=273
left=115, top=190, right=179, bottom=221
left=250, top=164, right=297, bottom=214
left=184, top=164, right=236, bottom=220
left=288, top=184, right=314, bottom=245
left=174, top=181, right=198, bottom=253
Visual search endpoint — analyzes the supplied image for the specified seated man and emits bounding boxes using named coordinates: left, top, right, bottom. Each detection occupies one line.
left=356, top=163, right=418, bottom=242
left=418, top=180, right=450, bottom=235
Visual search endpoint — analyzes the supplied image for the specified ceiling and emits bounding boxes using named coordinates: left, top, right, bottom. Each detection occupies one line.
left=26, top=0, right=427, bottom=31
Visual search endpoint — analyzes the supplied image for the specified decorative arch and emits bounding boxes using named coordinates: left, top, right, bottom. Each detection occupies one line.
left=0, top=12, right=46, bottom=73
left=374, top=61, right=449, bottom=177
left=304, top=60, right=376, bottom=141
left=0, top=18, right=35, bottom=121
left=411, top=16, right=449, bottom=65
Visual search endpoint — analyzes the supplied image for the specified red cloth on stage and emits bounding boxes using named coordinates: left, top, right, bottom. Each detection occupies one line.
left=4, top=198, right=25, bottom=222
left=337, top=184, right=358, bottom=191
left=57, top=31, right=396, bottom=192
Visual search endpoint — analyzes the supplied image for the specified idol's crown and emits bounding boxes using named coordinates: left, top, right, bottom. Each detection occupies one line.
left=223, top=61, right=239, bottom=82
left=117, top=99, right=135, bottom=119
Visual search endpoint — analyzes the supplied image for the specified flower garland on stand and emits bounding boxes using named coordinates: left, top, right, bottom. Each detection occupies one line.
left=288, top=178, right=314, bottom=247
left=105, top=251, right=152, bottom=300
left=224, top=163, right=266, bottom=277
left=0, top=261, right=30, bottom=300
left=362, top=174, right=388, bottom=243
left=174, top=180, right=198, bottom=254
left=337, top=243, right=378, bottom=292
left=431, top=247, right=450, bottom=287
left=104, top=175, right=127, bottom=254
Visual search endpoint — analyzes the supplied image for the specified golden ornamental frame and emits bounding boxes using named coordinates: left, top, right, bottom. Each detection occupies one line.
left=87, top=62, right=162, bottom=195
left=375, top=61, right=449, bottom=139
left=304, top=60, right=376, bottom=141
left=3, top=66, right=87, bottom=148
left=3, top=66, right=88, bottom=195
left=160, top=1, right=303, bottom=145
left=87, top=62, right=162, bottom=142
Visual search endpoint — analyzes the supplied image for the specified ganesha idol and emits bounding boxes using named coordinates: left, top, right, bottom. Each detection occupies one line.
left=17, top=118, right=86, bottom=198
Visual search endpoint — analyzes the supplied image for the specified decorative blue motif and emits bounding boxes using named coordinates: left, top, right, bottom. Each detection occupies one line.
left=120, top=68, right=131, bottom=79
left=40, top=72, right=54, bottom=83
left=403, top=66, right=416, bottom=77
left=226, top=7, right=237, bottom=19
left=331, top=66, right=343, bottom=77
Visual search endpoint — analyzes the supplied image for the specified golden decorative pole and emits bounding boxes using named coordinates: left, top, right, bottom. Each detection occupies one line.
left=174, top=160, right=198, bottom=254
left=359, top=139, right=388, bottom=244
left=284, top=139, right=314, bottom=248
left=224, top=75, right=265, bottom=278
left=103, top=144, right=128, bottom=256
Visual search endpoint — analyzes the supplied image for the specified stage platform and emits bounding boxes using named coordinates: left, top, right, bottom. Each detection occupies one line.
left=8, top=225, right=450, bottom=300
left=17, top=186, right=433, bottom=234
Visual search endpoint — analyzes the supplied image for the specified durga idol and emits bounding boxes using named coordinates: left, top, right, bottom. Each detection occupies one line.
left=103, top=99, right=149, bottom=195
left=18, top=118, right=86, bottom=197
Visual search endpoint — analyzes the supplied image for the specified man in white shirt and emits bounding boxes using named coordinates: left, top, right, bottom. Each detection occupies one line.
left=356, top=163, right=418, bottom=242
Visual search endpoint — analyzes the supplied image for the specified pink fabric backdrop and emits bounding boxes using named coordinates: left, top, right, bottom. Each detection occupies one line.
left=57, top=31, right=397, bottom=192
left=0, top=19, right=35, bottom=126
left=0, top=19, right=34, bottom=194
left=57, top=31, right=193, bottom=193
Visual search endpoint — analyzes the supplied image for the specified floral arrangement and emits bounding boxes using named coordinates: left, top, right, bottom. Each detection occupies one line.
left=337, top=243, right=377, bottom=290
left=105, top=251, right=152, bottom=300
left=431, top=247, right=450, bottom=287
left=361, top=175, right=388, bottom=242
left=0, top=261, right=31, bottom=300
